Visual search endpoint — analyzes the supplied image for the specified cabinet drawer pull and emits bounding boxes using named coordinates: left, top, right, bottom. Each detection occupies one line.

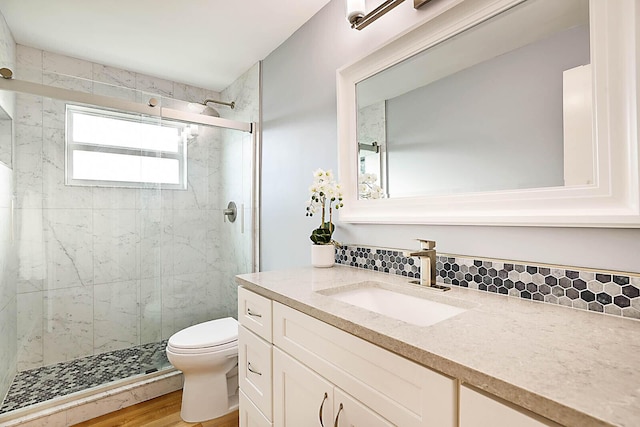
left=247, top=362, right=262, bottom=376
left=247, top=308, right=262, bottom=318
left=318, top=392, right=328, bottom=426
left=333, top=403, right=343, bottom=427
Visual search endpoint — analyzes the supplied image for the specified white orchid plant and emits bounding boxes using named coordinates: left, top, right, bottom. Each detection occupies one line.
left=359, top=173, right=385, bottom=199
left=305, top=168, right=344, bottom=245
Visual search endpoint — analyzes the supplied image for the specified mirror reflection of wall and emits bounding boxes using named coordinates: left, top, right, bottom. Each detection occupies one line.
left=356, top=0, right=591, bottom=199
left=357, top=100, right=386, bottom=197
left=0, top=106, right=11, bottom=168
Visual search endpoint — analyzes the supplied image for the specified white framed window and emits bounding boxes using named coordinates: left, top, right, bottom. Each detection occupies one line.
left=65, top=105, right=188, bottom=189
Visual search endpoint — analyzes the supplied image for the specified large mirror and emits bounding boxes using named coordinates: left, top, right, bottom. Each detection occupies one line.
left=357, top=0, right=590, bottom=198
left=337, top=0, right=640, bottom=226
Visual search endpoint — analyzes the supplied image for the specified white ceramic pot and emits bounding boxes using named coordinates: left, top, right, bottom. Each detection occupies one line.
left=311, top=244, right=335, bottom=268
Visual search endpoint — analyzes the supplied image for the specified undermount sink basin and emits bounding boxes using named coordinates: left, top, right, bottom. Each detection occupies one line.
left=325, top=283, right=468, bottom=327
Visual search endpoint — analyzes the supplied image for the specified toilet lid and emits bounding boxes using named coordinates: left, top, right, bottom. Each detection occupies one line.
left=168, top=317, right=238, bottom=349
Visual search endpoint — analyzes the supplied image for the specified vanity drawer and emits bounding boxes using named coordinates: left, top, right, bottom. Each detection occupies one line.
left=240, top=390, right=273, bottom=427
left=239, top=325, right=273, bottom=421
left=272, top=302, right=456, bottom=427
left=460, top=385, right=561, bottom=427
left=238, top=287, right=272, bottom=342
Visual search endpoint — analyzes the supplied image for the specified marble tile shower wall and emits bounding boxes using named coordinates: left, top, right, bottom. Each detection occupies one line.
left=13, top=45, right=255, bottom=371
left=337, top=245, right=640, bottom=320
left=0, top=13, right=17, bottom=406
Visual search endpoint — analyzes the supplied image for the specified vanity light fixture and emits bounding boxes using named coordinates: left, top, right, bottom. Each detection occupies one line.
left=346, top=0, right=432, bottom=30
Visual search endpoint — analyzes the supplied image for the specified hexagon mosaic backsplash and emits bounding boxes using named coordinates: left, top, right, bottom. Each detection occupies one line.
left=336, top=245, right=640, bottom=320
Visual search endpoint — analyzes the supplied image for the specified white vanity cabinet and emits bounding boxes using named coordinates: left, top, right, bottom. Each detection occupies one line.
left=238, top=286, right=567, bottom=427
left=459, top=385, right=561, bottom=427
left=271, top=300, right=456, bottom=427
left=238, top=287, right=274, bottom=427
left=273, top=348, right=394, bottom=427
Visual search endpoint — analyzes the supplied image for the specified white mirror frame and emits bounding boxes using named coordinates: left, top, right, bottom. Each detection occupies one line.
left=337, top=0, right=640, bottom=227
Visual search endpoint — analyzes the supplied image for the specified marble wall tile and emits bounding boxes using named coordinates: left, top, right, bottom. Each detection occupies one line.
left=42, top=127, right=92, bottom=209
left=15, top=208, right=45, bottom=293
left=43, top=209, right=93, bottom=289
left=205, top=129, right=225, bottom=210
left=170, top=271, right=226, bottom=335
left=202, top=270, right=228, bottom=322
left=42, top=98, right=66, bottom=130
left=137, top=209, right=171, bottom=279
left=135, top=74, right=173, bottom=98
left=43, top=72, right=92, bottom=93
left=92, top=64, right=136, bottom=90
left=16, top=291, right=43, bottom=371
left=160, top=276, right=175, bottom=340
left=173, top=134, right=213, bottom=210
left=93, top=187, right=137, bottom=210
left=14, top=123, right=42, bottom=209
left=42, top=51, right=92, bottom=79
left=162, top=270, right=230, bottom=338
left=140, top=277, right=162, bottom=344
left=220, top=128, right=244, bottom=206
left=172, top=209, right=213, bottom=276
left=220, top=62, right=260, bottom=123
left=173, top=83, right=218, bottom=106
left=94, top=280, right=140, bottom=353
left=173, top=170, right=210, bottom=211
left=220, top=270, right=240, bottom=319
left=136, top=188, right=164, bottom=211
left=43, top=286, right=93, bottom=365
left=206, top=210, right=225, bottom=268
left=16, top=45, right=43, bottom=84
left=15, top=94, right=42, bottom=128
left=93, top=209, right=138, bottom=285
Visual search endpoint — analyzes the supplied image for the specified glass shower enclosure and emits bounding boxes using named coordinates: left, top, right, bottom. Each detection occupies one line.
left=0, top=66, right=257, bottom=418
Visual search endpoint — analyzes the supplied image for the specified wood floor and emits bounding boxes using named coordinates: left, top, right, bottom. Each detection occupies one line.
left=72, top=390, right=239, bottom=427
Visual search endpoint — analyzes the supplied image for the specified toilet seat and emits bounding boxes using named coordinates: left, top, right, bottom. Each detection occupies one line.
left=168, top=317, right=238, bottom=354
left=167, top=339, right=238, bottom=355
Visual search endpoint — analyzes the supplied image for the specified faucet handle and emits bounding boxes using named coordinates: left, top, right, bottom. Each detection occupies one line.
left=416, top=239, right=436, bottom=250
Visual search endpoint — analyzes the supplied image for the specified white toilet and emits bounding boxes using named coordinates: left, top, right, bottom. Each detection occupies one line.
left=166, top=317, right=239, bottom=422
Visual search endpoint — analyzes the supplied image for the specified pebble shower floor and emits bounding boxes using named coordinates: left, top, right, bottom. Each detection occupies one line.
left=0, top=340, right=170, bottom=414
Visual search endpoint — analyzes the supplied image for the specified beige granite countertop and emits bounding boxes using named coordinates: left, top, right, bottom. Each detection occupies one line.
left=236, top=265, right=640, bottom=427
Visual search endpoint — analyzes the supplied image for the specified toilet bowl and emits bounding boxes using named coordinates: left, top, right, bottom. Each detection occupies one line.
left=166, top=317, right=239, bottom=422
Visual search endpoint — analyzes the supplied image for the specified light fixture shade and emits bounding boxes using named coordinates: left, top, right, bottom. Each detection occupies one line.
left=346, top=0, right=366, bottom=23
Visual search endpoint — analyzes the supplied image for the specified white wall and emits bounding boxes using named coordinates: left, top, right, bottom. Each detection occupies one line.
left=261, top=0, right=640, bottom=273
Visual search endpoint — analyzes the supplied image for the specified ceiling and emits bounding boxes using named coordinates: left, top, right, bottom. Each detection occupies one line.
left=0, top=0, right=332, bottom=92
